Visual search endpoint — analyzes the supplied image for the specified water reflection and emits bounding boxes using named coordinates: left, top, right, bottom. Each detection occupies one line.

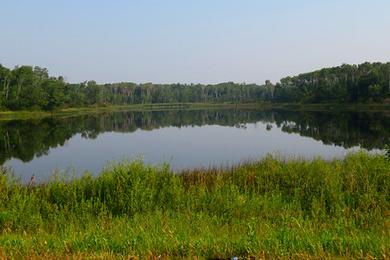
left=1, top=109, right=389, bottom=179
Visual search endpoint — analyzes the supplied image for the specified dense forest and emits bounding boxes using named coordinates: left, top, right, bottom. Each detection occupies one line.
left=0, top=64, right=266, bottom=110
left=1, top=109, right=389, bottom=164
left=274, top=62, right=390, bottom=103
left=0, top=62, right=390, bottom=111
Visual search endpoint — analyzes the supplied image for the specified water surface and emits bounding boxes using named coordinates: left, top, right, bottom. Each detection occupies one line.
left=1, top=109, right=388, bottom=181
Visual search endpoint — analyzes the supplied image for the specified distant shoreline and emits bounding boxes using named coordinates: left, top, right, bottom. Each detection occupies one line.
left=1, top=102, right=390, bottom=121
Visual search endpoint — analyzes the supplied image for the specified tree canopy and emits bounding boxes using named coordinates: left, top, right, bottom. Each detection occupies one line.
left=1, top=62, right=389, bottom=111
left=273, top=62, right=390, bottom=103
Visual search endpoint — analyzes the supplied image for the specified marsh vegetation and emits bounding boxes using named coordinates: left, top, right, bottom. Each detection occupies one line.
left=0, top=152, right=389, bottom=258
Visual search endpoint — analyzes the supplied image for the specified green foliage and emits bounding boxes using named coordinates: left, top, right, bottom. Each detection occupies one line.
left=385, top=144, right=390, bottom=160
left=0, top=153, right=389, bottom=258
left=274, top=62, right=390, bottom=103
left=1, top=62, right=390, bottom=111
left=0, top=63, right=269, bottom=111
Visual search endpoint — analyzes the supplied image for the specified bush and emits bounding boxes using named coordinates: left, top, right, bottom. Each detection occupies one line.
left=385, top=144, right=390, bottom=160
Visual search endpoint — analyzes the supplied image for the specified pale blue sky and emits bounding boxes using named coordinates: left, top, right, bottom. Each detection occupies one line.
left=1, top=0, right=389, bottom=84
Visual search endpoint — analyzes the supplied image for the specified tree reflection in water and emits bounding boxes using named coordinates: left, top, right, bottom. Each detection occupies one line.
left=1, top=109, right=389, bottom=164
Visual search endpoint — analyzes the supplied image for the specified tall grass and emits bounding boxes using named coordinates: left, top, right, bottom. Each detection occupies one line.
left=0, top=152, right=389, bottom=258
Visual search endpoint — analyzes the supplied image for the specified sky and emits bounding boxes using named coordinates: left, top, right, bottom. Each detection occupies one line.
left=1, top=0, right=390, bottom=84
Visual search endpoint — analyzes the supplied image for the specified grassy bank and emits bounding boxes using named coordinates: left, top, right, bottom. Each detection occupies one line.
left=0, top=152, right=389, bottom=258
left=0, top=102, right=265, bottom=121
left=1, top=102, right=390, bottom=121
left=266, top=102, right=390, bottom=112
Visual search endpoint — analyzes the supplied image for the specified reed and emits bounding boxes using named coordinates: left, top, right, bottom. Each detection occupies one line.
left=0, top=152, right=389, bottom=258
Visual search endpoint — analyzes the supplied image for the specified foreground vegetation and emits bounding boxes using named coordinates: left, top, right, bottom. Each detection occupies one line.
left=0, top=152, right=389, bottom=258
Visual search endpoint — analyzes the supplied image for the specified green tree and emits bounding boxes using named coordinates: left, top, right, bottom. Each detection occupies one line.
left=0, top=64, right=11, bottom=108
left=85, top=81, right=102, bottom=105
left=44, top=78, right=66, bottom=110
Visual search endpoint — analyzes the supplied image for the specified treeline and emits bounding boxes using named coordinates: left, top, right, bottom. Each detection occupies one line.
left=274, top=62, right=390, bottom=103
left=1, top=62, right=390, bottom=110
left=0, top=64, right=267, bottom=110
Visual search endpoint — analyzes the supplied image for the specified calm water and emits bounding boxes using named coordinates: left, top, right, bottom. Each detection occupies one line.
left=1, top=109, right=388, bottom=182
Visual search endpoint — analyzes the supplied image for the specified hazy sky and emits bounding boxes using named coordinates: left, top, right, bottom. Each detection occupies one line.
left=1, top=0, right=390, bottom=84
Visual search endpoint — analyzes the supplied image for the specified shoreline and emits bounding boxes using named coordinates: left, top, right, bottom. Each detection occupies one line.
left=0, top=103, right=261, bottom=121
left=1, top=102, right=390, bottom=121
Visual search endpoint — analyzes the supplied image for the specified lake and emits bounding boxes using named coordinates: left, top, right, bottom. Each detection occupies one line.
left=1, top=108, right=388, bottom=182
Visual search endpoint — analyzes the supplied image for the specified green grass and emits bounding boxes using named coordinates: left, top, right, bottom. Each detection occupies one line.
left=0, top=152, right=389, bottom=258
left=267, top=102, right=390, bottom=112
left=1, top=102, right=390, bottom=122
left=0, top=102, right=265, bottom=121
